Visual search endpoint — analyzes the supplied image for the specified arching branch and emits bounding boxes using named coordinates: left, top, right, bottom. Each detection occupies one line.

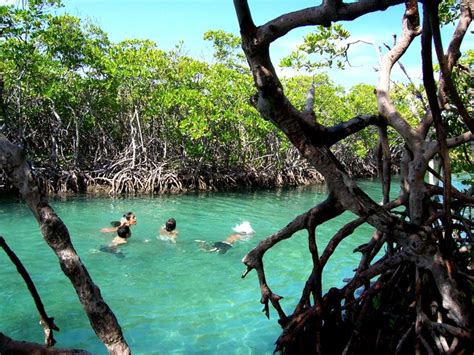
left=253, top=0, right=406, bottom=45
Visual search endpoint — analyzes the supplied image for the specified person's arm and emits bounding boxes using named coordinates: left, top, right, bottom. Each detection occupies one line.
left=100, top=226, right=118, bottom=233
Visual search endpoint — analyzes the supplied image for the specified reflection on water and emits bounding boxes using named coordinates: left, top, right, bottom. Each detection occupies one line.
left=0, top=182, right=382, bottom=354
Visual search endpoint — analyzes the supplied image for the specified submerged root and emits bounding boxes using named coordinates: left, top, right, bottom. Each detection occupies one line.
left=10, top=157, right=327, bottom=195
left=0, top=138, right=391, bottom=196
left=277, top=261, right=473, bottom=354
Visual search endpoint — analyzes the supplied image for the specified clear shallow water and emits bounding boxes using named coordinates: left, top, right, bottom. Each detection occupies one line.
left=0, top=181, right=383, bottom=354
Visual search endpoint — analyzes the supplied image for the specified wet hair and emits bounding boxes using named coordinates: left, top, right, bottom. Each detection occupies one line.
left=117, top=225, right=131, bottom=239
left=123, top=212, right=135, bottom=221
left=165, top=218, right=176, bottom=232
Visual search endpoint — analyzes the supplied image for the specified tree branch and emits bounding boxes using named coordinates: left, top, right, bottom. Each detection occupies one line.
left=430, top=0, right=474, bottom=133
left=422, top=1, right=453, bottom=244
left=0, top=134, right=130, bottom=354
left=320, top=217, right=366, bottom=269
left=0, top=333, right=90, bottom=355
left=426, top=131, right=473, bottom=159
left=325, top=114, right=381, bottom=147
left=235, top=0, right=421, bottom=238
left=241, top=196, right=343, bottom=321
left=342, top=251, right=409, bottom=297
left=445, top=1, right=472, bottom=72
left=255, top=0, right=405, bottom=46
left=233, top=0, right=256, bottom=36
left=378, top=123, right=391, bottom=204
left=1, top=236, right=59, bottom=347
left=377, top=1, right=422, bottom=149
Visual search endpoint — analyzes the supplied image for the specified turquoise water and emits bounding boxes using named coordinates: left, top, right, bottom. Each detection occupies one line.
left=0, top=182, right=382, bottom=354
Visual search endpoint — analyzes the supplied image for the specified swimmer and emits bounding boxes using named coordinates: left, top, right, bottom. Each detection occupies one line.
left=112, top=225, right=132, bottom=245
left=195, top=234, right=242, bottom=254
left=196, top=221, right=255, bottom=254
left=159, top=218, right=179, bottom=243
left=99, top=225, right=131, bottom=258
left=100, top=212, right=137, bottom=233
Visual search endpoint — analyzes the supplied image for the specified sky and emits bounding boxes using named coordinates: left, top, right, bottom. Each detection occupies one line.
left=2, top=0, right=471, bottom=88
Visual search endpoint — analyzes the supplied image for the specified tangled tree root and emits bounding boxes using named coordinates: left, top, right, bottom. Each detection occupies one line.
left=1, top=144, right=393, bottom=195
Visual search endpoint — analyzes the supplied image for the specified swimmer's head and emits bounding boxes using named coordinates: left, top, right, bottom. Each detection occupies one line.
left=117, top=225, right=131, bottom=239
left=123, top=212, right=137, bottom=225
left=165, top=218, right=176, bottom=232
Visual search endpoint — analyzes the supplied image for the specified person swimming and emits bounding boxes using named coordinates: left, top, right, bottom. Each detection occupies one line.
left=100, top=212, right=137, bottom=233
left=196, top=221, right=255, bottom=254
left=99, top=225, right=131, bottom=257
left=159, top=218, right=179, bottom=243
left=112, top=225, right=132, bottom=245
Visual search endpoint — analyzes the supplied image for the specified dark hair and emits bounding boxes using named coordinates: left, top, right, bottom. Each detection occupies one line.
left=165, top=218, right=176, bottom=232
left=117, top=225, right=131, bottom=239
left=123, top=212, right=135, bottom=221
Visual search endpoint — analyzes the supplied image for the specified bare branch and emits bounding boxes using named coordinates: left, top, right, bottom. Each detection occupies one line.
left=422, top=1, right=453, bottom=242
left=342, top=251, right=409, bottom=296
left=233, top=0, right=256, bottom=36
left=396, top=323, right=415, bottom=354
left=426, top=183, right=474, bottom=206
left=0, top=236, right=59, bottom=347
left=242, top=196, right=343, bottom=321
left=242, top=196, right=342, bottom=274
left=254, top=0, right=406, bottom=46
left=430, top=1, right=474, bottom=133
left=349, top=39, right=383, bottom=68
left=426, top=131, right=473, bottom=159
left=378, top=123, right=391, bottom=204
left=377, top=1, right=422, bottom=148
left=444, top=0, right=473, bottom=84
left=325, top=114, right=381, bottom=147
left=0, top=333, right=90, bottom=354
left=320, top=217, right=366, bottom=269
left=397, top=60, right=428, bottom=108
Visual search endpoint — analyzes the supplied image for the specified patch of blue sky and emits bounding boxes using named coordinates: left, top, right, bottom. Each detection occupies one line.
left=2, top=0, right=469, bottom=89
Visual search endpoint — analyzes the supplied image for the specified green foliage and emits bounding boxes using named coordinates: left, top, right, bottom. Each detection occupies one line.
left=0, top=4, right=276, bottom=174
left=4, top=1, right=444, bottom=185
left=203, top=30, right=245, bottom=66
left=280, top=24, right=350, bottom=72
left=438, top=0, right=461, bottom=26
